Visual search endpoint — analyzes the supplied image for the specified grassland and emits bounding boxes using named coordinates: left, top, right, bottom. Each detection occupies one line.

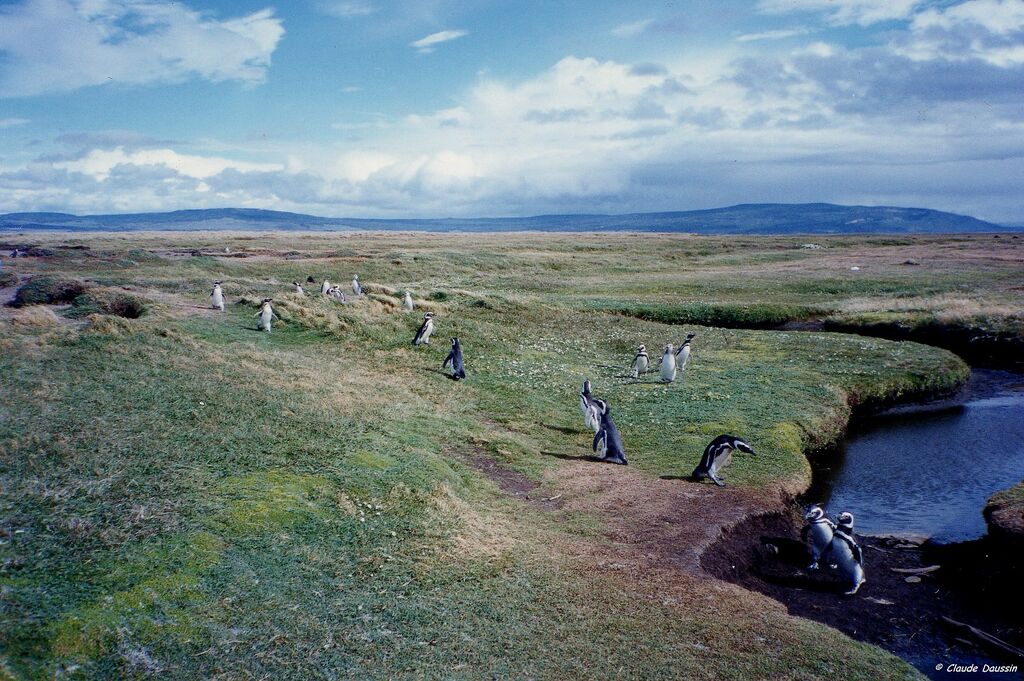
left=0, top=231, right=1017, bottom=680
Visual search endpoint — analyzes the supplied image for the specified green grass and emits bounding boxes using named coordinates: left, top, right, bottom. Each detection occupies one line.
left=3, top=231, right=1016, bottom=679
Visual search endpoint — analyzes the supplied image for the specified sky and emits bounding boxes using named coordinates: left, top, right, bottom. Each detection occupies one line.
left=0, top=0, right=1022, bottom=222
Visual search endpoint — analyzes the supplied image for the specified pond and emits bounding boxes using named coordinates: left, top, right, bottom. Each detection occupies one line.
left=806, top=369, right=1024, bottom=543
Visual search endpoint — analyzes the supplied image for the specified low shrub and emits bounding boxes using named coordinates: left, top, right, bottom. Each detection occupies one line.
left=12, top=276, right=88, bottom=307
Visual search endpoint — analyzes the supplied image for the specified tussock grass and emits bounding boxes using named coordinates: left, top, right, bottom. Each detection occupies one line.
left=2, top=231, right=1013, bottom=679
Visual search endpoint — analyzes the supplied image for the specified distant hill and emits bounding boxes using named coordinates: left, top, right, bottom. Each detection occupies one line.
left=0, top=203, right=1011, bottom=234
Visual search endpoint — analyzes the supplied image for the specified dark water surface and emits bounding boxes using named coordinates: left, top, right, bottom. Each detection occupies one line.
left=807, top=370, right=1024, bottom=543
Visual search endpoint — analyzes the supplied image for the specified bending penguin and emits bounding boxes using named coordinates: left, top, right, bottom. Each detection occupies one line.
left=403, top=290, right=414, bottom=312
left=293, top=281, right=305, bottom=295
left=412, top=311, right=435, bottom=345
left=256, top=298, right=279, bottom=332
left=443, top=337, right=467, bottom=380
left=824, top=512, right=865, bottom=595
left=630, top=344, right=649, bottom=378
left=210, top=281, right=225, bottom=312
left=578, top=379, right=601, bottom=433
left=352, top=275, right=362, bottom=297
left=691, top=434, right=756, bottom=487
left=659, top=344, right=676, bottom=382
left=801, top=505, right=836, bottom=570
left=674, top=333, right=696, bottom=372
left=591, top=398, right=628, bottom=465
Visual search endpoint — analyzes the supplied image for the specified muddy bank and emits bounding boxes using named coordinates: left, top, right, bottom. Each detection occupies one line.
left=702, top=510, right=1024, bottom=679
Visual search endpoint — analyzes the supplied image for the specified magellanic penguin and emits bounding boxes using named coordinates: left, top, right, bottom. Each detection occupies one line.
left=210, top=281, right=225, bottom=312
left=327, top=285, right=346, bottom=302
left=691, top=435, right=756, bottom=487
left=403, top=290, right=414, bottom=312
left=412, top=312, right=435, bottom=345
left=256, top=298, right=278, bottom=332
left=320, top=279, right=331, bottom=295
left=659, top=344, right=677, bottom=382
left=293, top=281, right=305, bottom=295
left=579, top=379, right=600, bottom=433
left=352, top=275, right=362, bottom=296
left=801, top=505, right=836, bottom=570
left=443, top=337, right=467, bottom=380
left=824, top=512, right=865, bottom=595
left=674, top=333, right=696, bottom=372
left=630, top=345, right=649, bottom=378
left=591, top=398, right=628, bottom=465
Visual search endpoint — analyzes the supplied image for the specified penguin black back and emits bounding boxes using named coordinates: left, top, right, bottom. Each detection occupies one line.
left=591, top=399, right=627, bottom=465
left=443, top=337, right=466, bottom=380
left=691, top=434, right=755, bottom=486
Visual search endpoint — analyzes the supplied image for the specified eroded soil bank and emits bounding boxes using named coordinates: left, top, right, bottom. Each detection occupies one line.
left=702, top=510, right=1024, bottom=679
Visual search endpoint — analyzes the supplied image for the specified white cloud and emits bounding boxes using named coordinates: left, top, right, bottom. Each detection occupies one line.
left=317, top=1, right=376, bottom=18
left=410, top=29, right=468, bottom=54
left=611, top=19, right=653, bottom=38
left=757, top=0, right=921, bottom=26
left=0, top=0, right=284, bottom=97
left=735, top=27, right=813, bottom=42
left=53, top=147, right=283, bottom=181
left=0, top=118, right=30, bottom=128
left=897, top=0, right=1024, bottom=65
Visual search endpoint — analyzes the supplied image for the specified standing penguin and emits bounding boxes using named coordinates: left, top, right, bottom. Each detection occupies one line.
left=210, top=281, right=225, bottom=311
left=691, top=435, right=756, bottom=487
left=578, top=380, right=600, bottom=433
left=320, top=279, right=331, bottom=295
left=591, top=398, right=627, bottom=465
left=824, top=512, right=865, bottom=595
left=255, top=298, right=278, bottom=332
left=630, top=345, right=649, bottom=378
left=801, top=505, right=836, bottom=570
left=352, top=275, right=362, bottom=297
left=443, top=337, right=467, bottom=380
left=659, top=344, right=677, bottom=382
left=403, top=290, right=414, bottom=312
left=412, top=312, right=435, bottom=345
left=293, top=281, right=305, bottom=295
left=674, top=333, right=696, bottom=372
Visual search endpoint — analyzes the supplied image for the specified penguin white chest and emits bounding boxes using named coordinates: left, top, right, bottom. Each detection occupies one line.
left=404, top=293, right=413, bottom=311
left=211, top=287, right=224, bottom=310
left=711, top=447, right=732, bottom=474
left=421, top=320, right=433, bottom=342
left=809, top=523, right=833, bottom=554
left=660, top=354, right=676, bottom=382
left=259, top=306, right=273, bottom=330
left=677, top=345, right=691, bottom=369
left=634, top=354, right=648, bottom=375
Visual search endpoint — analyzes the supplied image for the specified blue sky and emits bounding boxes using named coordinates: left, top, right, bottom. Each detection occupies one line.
left=1, top=0, right=1022, bottom=222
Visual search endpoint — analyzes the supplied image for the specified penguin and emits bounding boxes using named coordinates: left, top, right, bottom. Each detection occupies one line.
left=824, top=512, right=865, bottom=595
left=306, top=276, right=316, bottom=284
left=327, top=285, right=346, bottom=302
left=579, top=379, right=600, bottom=433
left=412, top=312, right=435, bottom=345
left=210, top=281, right=225, bottom=312
left=691, top=435, right=756, bottom=487
left=659, top=344, right=676, bottom=382
left=320, top=279, right=331, bottom=295
left=591, top=398, right=627, bottom=465
left=800, top=505, right=836, bottom=570
left=442, top=337, right=467, bottom=380
left=352, top=275, right=362, bottom=297
left=255, top=298, right=278, bottom=332
left=630, top=344, right=649, bottom=378
left=293, top=281, right=305, bottom=295
left=403, top=290, right=414, bottom=312
left=674, top=333, right=696, bottom=372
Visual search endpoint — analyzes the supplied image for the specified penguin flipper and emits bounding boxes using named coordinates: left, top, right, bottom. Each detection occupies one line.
left=592, top=430, right=605, bottom=453
left=800, top=525, right=810, bottom=543
left=442, top=352, right=453, bottom=368
left=852, top=542, right=863, bottom=566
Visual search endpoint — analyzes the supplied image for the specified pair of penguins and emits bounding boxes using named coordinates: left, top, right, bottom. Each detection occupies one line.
left=579, top=379, right=754, bottom=481
left=412, top=311, right=466, bottom=380
left=209, top=281, right=279, bottom=332
left=802, top=505, right=866, bottom=595
left=630, top=333, right=695, bottom=382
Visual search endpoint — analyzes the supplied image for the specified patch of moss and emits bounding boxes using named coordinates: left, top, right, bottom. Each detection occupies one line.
left=11, top=277, right=87, bottom=307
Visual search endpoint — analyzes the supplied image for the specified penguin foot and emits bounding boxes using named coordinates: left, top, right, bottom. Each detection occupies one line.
left=712, top=479, right=726, bottom=487
left=843, top=581, right=863, bottom=596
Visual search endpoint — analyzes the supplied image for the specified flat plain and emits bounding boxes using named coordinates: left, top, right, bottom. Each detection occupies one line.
left=1, top=231, right=1021, bottom=679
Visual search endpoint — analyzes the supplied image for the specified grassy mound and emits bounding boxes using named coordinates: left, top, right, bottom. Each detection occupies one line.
left=985, top=482, right=1024, bottom=543
left=68, top=290, right=148, bottom=319
left=11, top=276, right=88, bottom=307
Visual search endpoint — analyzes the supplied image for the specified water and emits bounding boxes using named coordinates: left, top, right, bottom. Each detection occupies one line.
left=806, top=370, right=1024, bottom=543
